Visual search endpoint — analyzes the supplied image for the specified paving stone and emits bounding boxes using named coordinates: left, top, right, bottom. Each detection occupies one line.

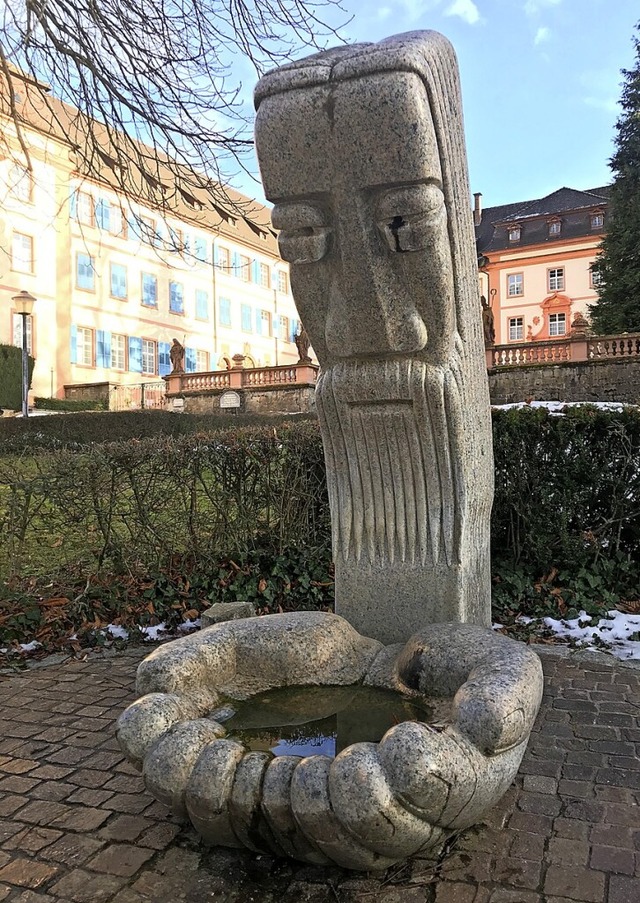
left=553, top=817, right=590, bottom=840
left=493, top=858, right=541, bottom=890
left=137, top=822, right=182, bottom=850
left=545, top=837, right=589, bottom=866
left=87, top=843, right=155, bottom=877
left=517, top=792, right=562, bottom=816
left=0, top=858, right=58, bottom=889
left=544, top=866, right=606, bottom=902
left=608, top=876, right=640, bottom=903
left=522, top=774, right=558, bottom=794
left=2, top=825, right=62, bottom=853
left=589, top=845, right=635, bottom=875
left=509, top=831, right=545, bottom=861
left=97, top=815, right=154, bottom=843
left=488, top=892, right=541, bottom=903
left=40, top=833, right=106, bottom=867
left=434, top=883, right=476, bottom=903
left=49, top=867, right=127, bottom=902
left=0, top=758, right=38, bottom=775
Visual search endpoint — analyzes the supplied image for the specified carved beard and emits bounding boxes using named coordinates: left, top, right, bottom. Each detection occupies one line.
left=316, top=356, right=464, bottom=570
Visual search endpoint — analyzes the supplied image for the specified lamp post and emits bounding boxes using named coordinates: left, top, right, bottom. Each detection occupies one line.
left=11, top=290, right=36, bottom=418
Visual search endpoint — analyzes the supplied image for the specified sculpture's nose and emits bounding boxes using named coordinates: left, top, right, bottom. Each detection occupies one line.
left=324, top=206, right=428, bottom=358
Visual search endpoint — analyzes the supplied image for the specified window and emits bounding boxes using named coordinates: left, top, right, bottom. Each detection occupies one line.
left=258, top=310, right=271, bottom=336
left=196, top=350, right=209, bottom=371
left=507, top=273, right=523, bottom=297
left=12, top=232, right=34, bottom=273
left=548, top=312, right=566, bottom=337
left=219, top=297, right=232, bottom=327
left=77, top=327, right=94, bottom=366
left=280, top=315, right=291, bottom=341
left=277, top=270, right=289, bottom=294
left=142, top=339, right=156, bottom=374
left=169, top=227, right=184, bottom=253
left=238, top=254, right=251, bottom=281
left=77, top=253, right=95, bottom=290
left=110, top=263, right=128, bottom=299
left=95, top=199, right=111, bottom=231
left=508, top=226, right=521, bottom=242
left=12, top=313, right=33, bottom=353
left=111, top=334, right=127, bottom=370
left=77, top=191, right=94, bottom=226
left=109, top=205, right=127, bottom=238
left=9, top=165, right=33, bottom=202
left=195, top=289, right=209, bottom=320
left=259, top=263, right=271, bottom=288
left=548, top=268, right=565, bottom=292
left=216, top=246, right=230, bottom=271
left=591, top=213, right=604, bottom=229
left=194, top=237, right=208, bottom=262
left=548, top=220, right=561, bottom=236
left=241, top=303, right=253, bottom=332
left=169, top=281, right=184, bottom=314
left=590, top=266, right=604, bottom=288
left=140, top=215, right=159, bottom=246
left=142, top=273, right=158, bottom=307
left=508, top=317, right=524, bottom=342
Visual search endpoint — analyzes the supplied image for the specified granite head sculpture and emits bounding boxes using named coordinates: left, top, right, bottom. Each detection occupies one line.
left=255, top=32, right=494, bottom=642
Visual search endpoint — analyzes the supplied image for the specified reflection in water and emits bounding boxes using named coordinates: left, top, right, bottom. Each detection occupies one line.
left=214, top=684, right=447, bottom=758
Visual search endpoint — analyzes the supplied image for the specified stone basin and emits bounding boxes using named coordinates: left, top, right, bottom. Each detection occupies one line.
left=117, top=611, right=543, bottom=870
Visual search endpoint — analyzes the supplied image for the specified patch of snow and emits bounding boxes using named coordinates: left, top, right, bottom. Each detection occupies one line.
left=178, top=618, right=201, bottom=632
left=516, top=615, right=534, bottom=625
left=19, top=640, right=42, bottom=652
left=106, top=624, right=129, bottom=640
left=544, top=610, right=640, bottom=661
left=140, top=623, right=168, bottom=641
left=492, top=623, right=504, bottom=630
left=493, top=401, right=636, bottom=414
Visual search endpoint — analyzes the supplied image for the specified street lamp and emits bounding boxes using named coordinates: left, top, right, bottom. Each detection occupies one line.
left=11, top=290, right=36, bottom=418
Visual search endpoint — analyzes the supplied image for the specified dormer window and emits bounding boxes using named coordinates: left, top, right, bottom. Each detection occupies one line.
left=548, top=219, right=561, bottom=236
left=508, top=225, right=521, bottom=242
left=591, top=212, right=604, bottom=229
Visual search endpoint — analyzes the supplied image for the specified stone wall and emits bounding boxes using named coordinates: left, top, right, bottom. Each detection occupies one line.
left=488, top=358, right=640, bottom=405
left=178, top=384, right=317, bottom=415
left=64, top=382, right=112, bottom=405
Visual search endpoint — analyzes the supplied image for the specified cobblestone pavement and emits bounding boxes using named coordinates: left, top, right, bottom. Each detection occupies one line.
left=0, top=644, right=639, bottom=902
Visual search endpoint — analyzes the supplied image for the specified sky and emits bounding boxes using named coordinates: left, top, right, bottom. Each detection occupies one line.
left=238, top=0, right=639, bottom=211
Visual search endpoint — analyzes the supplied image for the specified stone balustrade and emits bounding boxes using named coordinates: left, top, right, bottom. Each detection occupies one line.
left=488, top=332, right=640, bottom=370
left=165, top=363, right=319, bottom=396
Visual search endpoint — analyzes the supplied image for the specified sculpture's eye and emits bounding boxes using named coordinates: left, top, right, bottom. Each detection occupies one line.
left=272, top=203, right=331, bottom=264
left=376, top=184, right=445, bottom=253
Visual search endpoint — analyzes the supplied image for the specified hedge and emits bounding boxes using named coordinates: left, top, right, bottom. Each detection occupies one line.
left=0, top=344, right=34, bottom=411
left=0, top=407, right=638, bottom=644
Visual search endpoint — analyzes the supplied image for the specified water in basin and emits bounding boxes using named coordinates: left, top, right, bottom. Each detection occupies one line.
left=212, top=685, right=447, bottom=758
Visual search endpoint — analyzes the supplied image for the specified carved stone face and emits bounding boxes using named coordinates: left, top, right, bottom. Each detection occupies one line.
left=256, top=72, right=456, bottom=371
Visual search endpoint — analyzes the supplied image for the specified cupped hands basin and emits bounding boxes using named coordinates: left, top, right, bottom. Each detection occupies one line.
left=117, top=611, right=543, bottom=870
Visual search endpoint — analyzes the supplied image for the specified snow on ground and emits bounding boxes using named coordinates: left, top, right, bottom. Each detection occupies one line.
left=493, top=401, right=636, bottom=413
left=543, top=610, right=640, bottom=661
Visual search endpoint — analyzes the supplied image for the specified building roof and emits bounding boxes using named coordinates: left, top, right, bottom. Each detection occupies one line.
left=476, top=186, right=610, bottom=255
left=1, top=66, right=279, bottom=256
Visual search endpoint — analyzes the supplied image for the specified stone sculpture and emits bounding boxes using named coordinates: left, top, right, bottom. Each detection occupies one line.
left=169, top=338, right=185, bottom=374
left=117, top=31, right=543, bottom=872
left=255, top=30, right=493, bottom=644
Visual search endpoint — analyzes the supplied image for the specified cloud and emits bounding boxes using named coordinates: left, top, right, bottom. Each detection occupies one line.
left=377, top=6, right=393, bottom=19
left=534, top=26, right=550, bottom=45
left=524, top=0, right=562, bottom=15
left=445, top=0, right=481, bottom=24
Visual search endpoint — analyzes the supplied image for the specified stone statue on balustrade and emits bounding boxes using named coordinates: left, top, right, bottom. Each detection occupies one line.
left=255, top=31, right=494, bottom=642
left=481, top=296, right=495, bottom=347
left=170, top=338, right=185, bottom=374
left=294, top=324, right=312, bottom=363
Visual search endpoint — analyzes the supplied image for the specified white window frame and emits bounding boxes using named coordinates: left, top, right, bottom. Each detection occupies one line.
left=591, top=213, right=604, bottom=229
left=12, top=232, right=34, bottom=273
left=259, top=263, right=271, bottom=288
left=548, top=268, right=565, bottom=292
left=277, top=271, right=289, bottom=294
left=77, top=327, right=94, bottom=366
left=548, top=313, right=566, bottom=337
left=217, top=246, right=231, bottom=271
left=548, top=221, right=561, bottom=236
left=111, top=334, right=126, bottom=370
left=142, top=339, right=156, bottom=375
left=196, top=350, right=209, bottom=372
left=238, top=254, right=251, bottom=282
left=507, top=273, right=523, bottom=297
left=508, top=226, right=521, bottom=242
left=77, top=191, right=94, bottom=226
left=508, top=317, right=524, bottom=342
left=9, top=165, right=33, bottom=202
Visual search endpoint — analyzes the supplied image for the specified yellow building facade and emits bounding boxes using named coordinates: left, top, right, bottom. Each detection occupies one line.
left=1, top=74, right=301, bottom=403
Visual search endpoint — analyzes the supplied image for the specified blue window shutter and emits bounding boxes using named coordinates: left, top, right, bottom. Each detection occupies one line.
left=272, top=315, right=280, bottom=337
left=196, top=290, right=208, bottom=320
left=70, top=325, right=78, bottom=363
left=70, top=191, right=78, bottom=220
left=232, top=251, right=240, bottom=277
left=219, top=297, right=231, bottom=327
left=96, top=330, right=105, bottom=367
left=252, top=260, right=260, bottom=283
left=213, top=244, right=219, bottom=267
left=241, top=304, right=252, bottom=332
left=128, top=337, right=143, bottom=373
left=185, top=348, right=197, bottom=373
left=255, top=309, right=263, bottom=335
left=158, top=341, right=171, bottom=376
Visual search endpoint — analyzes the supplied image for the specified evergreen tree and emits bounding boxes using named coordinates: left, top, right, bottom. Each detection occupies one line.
left=591, top=22, right=640, bottom=334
